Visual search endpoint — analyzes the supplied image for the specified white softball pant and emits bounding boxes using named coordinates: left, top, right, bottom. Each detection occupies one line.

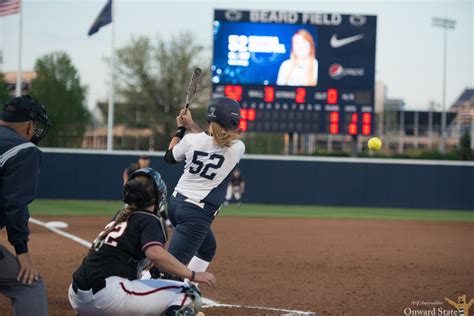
left=68, top=276, right=196, bottom=315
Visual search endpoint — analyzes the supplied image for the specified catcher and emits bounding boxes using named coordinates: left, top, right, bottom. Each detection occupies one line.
left=68, top=167, right=216, bottom=316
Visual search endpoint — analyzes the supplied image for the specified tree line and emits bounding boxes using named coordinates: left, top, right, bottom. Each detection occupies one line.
left=0, top=32, right=229, bottom=151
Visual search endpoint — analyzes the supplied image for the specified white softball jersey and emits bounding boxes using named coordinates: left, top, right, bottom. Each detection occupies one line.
left=172, top=132, right=245, bottom=206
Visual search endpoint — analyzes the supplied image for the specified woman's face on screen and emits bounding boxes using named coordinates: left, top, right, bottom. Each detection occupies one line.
left=292, top=34, right=311, bottom=59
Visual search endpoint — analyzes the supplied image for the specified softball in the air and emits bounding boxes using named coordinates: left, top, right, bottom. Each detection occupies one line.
left=368, top=137, right=382, bottom=151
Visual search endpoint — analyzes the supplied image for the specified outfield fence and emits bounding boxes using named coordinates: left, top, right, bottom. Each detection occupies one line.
left=38, top=148, right=474, bottom=210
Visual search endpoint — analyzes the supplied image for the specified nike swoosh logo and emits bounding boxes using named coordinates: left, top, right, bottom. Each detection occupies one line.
left=330, top=34, right=365, bottom=48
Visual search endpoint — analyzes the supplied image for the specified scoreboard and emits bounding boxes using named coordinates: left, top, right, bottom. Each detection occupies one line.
left=211, top=9, right=377, bottom=135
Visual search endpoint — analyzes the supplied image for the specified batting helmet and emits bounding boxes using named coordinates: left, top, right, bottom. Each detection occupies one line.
left=206, top=97, right=241, bottom=130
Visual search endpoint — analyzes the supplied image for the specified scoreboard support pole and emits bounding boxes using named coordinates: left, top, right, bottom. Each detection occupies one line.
left=285, top=132, right=297, bottom=155
left=350, top=134, right=358, bottom=157
left=327, top=135, right=332, bottom=152
left=290, top=132, right=295, bottom=155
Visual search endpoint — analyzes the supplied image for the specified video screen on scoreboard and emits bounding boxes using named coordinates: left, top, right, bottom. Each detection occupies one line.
left=212, top=22, right=319, bottom=87
left=212, top=10, right=377, bottom=135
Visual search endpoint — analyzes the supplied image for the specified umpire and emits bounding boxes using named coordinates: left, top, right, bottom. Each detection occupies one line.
left=0, top=95, right=51, bottom=315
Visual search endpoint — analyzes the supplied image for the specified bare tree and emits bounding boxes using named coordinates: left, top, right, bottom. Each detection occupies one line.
left=107, top=32, right=210, bottom=150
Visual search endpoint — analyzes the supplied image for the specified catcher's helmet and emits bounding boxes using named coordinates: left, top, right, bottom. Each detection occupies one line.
left=206, top=97, right=241, bottom=130
left=124, top=167, right=166, bottom=210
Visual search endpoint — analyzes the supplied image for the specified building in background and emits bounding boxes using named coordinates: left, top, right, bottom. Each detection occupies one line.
left=367, top=86, right=473, bottom=153
left=374, top=80, right=387, bottom=135
left=449, top=88, right=474, bottom=136
left=309, top=87, right=463, bottom=155
left=82, top=124, right=154, bottom=150
left=382, top=97, right=405, bottom=152
left=82, top=101, right=157, bottom=150
left=3, top=71, right=36, bottom=95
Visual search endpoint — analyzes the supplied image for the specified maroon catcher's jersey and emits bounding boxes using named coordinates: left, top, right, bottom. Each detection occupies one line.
left=73, top=210, right=165, bottom=291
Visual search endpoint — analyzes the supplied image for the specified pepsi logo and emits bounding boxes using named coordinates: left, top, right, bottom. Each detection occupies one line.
left=328, top=64, right=365, bottom=79
left=329, top=64, right=344, bottom=79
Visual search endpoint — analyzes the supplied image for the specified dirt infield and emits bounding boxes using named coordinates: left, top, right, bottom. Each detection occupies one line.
left=1, top=216, right=473, bottom=315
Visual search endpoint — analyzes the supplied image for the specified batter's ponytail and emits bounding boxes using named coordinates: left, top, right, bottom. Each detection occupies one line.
left=208, top=122, right=241, bottom=148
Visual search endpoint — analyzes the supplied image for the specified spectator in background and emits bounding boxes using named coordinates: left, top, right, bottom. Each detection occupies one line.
left=123, top=155, right=151, bottom=185
left=276, top=29, right=318, bottom=87
left=224, top=169, right=245, bottom=207
left=0, top=95, right=51, bottom=316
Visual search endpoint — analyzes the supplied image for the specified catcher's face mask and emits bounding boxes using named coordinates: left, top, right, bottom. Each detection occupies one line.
left=31, top=101, right=51, bottom=145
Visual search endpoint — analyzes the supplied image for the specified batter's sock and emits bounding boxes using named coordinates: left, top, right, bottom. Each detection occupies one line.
left=186, top=256, right=210, bottom=285
left=187, top=256, right=210, bottom=272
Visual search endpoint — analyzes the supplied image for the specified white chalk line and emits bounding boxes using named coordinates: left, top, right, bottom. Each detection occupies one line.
left=201, top=300, right=315, bottom=315
left=30, top=217, right=92, bottom=248
left=30, top=217, right=315, bottom=316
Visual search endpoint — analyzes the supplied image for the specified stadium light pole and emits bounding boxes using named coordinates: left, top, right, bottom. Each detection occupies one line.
left=107, top=0, right=116, bottom=152
left=432, top=17, right=455, bottom=154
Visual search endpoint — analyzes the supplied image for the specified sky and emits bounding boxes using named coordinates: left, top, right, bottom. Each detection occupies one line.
left=0, top=0, right=472, bottom=113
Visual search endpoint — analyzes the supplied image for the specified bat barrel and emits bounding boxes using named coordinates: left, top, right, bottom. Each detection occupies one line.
left=184, top=67, right=202, bottom=110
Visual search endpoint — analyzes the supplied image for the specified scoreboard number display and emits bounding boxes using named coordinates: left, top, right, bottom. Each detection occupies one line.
left=211, top=9, right=377, bottom=135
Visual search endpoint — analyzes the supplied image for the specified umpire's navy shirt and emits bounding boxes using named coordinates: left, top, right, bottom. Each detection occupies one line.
left=0, top=125, right=41, bottom=254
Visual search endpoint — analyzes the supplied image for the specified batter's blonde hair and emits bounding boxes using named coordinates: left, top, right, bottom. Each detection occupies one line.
left=208, top=122, right=241, bottom=148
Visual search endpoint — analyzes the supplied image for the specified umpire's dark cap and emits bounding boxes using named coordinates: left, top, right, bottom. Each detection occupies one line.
left=139, top=154, right=150, bottom=160
left=1, top=95, right=44, bottom=123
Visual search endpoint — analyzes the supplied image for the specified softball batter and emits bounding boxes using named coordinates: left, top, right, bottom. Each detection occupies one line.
left=68, top=168, right=216, bottom=316
left=164, top=97, right=245, bottom=275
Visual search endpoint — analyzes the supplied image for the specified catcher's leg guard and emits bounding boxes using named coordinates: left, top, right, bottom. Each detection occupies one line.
left=165, top=306, right=194, bottom=316
left=164, top=283, right=202, bottom=315
left=184, top=284, right=202, bottom=313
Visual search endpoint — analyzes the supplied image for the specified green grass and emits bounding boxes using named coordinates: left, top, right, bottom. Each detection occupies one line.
left=29, top=199, right=474, bottom=223
left=29, top=199, right=123, bottom=216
